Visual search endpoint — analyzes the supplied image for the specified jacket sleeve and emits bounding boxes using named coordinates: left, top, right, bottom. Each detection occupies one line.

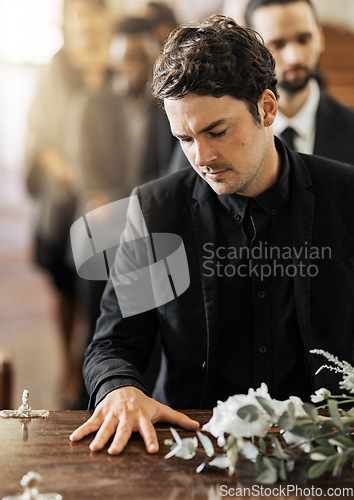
left=83, top=187, right=160, bottom=407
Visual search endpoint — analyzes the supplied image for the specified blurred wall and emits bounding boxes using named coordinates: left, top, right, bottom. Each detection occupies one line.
left=313, top=0, right=354, bottom=30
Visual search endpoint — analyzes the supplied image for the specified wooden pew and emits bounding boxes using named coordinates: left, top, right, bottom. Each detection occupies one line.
left=0, top=351, right=12, bottom=410
left=320, top=26, right=354, bottom=108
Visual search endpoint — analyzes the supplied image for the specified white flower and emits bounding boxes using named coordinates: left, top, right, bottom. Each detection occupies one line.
left=287, top=396, right=309, bottom=416
left=310, top=349, right=354, bottom=395
left=339, top=374, right=354, bottom=394
left=203, top=383, right=309, bottom=442
left=203, top=383, right=276, bottom=439
left=310, top=388, right=332, bottom=403
left=271, top=395, right=308, bottom=418
left=164, top=428, right=198, bottom=460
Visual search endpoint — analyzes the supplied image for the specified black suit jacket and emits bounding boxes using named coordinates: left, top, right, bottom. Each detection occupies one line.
left=314, top=90, right=354, bottom=164
left=84, top=144, right=354, bottom=409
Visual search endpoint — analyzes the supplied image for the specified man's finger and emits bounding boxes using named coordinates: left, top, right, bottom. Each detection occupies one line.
left=158, top=406, right=200, bottom=430
left=69, top=418, right=102, bottom=441
left=89, top=417, right=119, bottom=452
left=138, top=414, right=159, bottom=453
left=107, top=418, right=133, bottom=455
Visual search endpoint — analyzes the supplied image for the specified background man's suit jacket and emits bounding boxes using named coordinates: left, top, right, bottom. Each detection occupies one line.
left=84, top=144, right=354, bottom=409
left=79, top=86, right=177, bottom=202
left=314, top=91, right=354, bottom=163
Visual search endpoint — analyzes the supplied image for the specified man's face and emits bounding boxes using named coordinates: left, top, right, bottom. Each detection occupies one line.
left=64, top=0, right=112, bottom=51
left=110, top=34, right=157, bottom=93
left=250, top=1, right=324, bottom=93
left=164, top=93, right=278, bottom=197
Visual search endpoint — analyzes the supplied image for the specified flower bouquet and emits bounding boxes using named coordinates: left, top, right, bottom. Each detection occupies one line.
left=164, top=350, right=354, bottom=484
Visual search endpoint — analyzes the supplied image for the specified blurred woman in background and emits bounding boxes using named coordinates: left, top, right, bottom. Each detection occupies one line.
left=23, top=0, right=114, bottom=405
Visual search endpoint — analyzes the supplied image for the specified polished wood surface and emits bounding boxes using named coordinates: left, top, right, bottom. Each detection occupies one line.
left=0, top=411, right=353, bottom=499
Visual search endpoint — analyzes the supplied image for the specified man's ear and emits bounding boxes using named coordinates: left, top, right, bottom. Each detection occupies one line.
left=317, top=25, right=325, bottom=55
left=258, top=89, right=277, bottom=127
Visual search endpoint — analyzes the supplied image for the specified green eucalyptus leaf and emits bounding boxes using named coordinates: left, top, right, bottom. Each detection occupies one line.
left=286, top=456, right=296, bottom=472
left=287, top=401, right=295, bottom=419
left=270, top=435, right=288, bottom=460
left=278, top=404, right=296, bottom=431
left=303, top=402, right=319, bottom=421
left=308, top=460, right=328, bottom=479
left=255, top=453, right=271, bottom=475
left=255, top=396, right=275, bottom=416
left=324, top=455, right=339, bottom=471
left=259, top=437, right=267, bottom=454
left=328, top=399, right=344, bottom=431
left=328, top=436, right=354, bottom=449
left=257, top=469, right=278, bottom=485
left=310, top=445, right=336, bottom=459
left=314, top=425, right=336, bottom=446
left=332, top=453, right=349, bottom=477
left=288, top=424, right=313, bottom=439
left=237, top=404, right=260, bottom=422
left=279, top=460, right=287, bottom=481
left=256, top=458, right=278, bottom=485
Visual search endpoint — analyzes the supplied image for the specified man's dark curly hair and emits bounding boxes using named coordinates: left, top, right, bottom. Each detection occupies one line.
left=151, top=15, right=278, bottom=122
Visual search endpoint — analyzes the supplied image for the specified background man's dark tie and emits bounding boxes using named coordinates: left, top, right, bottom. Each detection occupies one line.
left=280, top=127, right=297, bottom=150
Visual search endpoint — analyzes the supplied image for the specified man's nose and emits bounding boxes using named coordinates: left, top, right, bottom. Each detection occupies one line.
left=282, top=42, right=303, bottom=65
left=194, top=141, right=217, bottom=167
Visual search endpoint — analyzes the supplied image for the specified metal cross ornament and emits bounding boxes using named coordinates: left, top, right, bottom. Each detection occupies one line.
left=2, top=471, right=62, bottom=500
left=0, top=390, right=49, bottom=419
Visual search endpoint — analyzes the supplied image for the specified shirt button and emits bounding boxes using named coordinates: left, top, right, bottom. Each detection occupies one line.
left=202, top=361, right=206, bottom=369
left=258, top=291, right=265, bottom=299
left=270, top=208, right=276, bottom=217
left=234, top=214, right=242, bottom=222
left=259, top=346, right=267, bottom=354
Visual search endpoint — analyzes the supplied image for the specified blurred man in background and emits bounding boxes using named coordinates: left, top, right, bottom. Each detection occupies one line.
left=245, top=0, right=354, bottom=163
left=23, top=0, right=114, bottom=405
left=144, top=1, right=178, bottom=45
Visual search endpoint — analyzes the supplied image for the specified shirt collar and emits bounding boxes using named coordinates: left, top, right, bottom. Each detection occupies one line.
left=217, top=137, right=290, bottom=223
left=273, top=78, right=320, bottom=141
left=255, top=138, right=290, bottom=217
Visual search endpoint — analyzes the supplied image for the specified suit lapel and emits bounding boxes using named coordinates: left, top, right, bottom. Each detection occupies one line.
left=313, top=91, right=331, bottom=157
left=191, top=177, right=220, bottom=407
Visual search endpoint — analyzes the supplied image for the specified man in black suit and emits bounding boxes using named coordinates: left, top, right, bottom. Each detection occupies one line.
left=244, top=0, right=354, bottom=162
left=70, top=15, right=354, bottom=455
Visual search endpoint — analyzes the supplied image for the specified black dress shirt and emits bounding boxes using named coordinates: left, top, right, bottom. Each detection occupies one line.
left=213, top=141, right=311, bottom=403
